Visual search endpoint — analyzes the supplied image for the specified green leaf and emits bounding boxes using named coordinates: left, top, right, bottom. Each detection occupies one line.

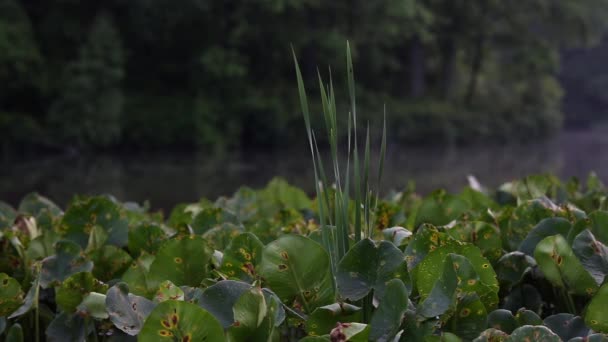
left=501, top=284, right=543, bottom=314
left=446, top=221, right=503, bottom=263
left=448, top=293, right=488, bottom=341
left=543, top=314, right=588, bottom=341
left=418, top=254, right=458, bottom=318
left=154, top=280, right=184, bottom=303
left=46, top=312, right=87, bottom=342
left=495, top=252, right=536, bottom=290
left=306, top=303, right=361, bottom=336
left=573, top=229, right=608, bottom=285
left=413, top=191, right=470, bottom=228
left=258, top=235, right=335, bottom=313
left=534, top=234, right=598, bottom=296
left=486, top=309, right=518, bottom=334
left=8, top=276, right=39, bottom=319
left=106, top=283, right=156, bottom=336
left=0, top=202, right=16, bottom=230
left=227, top=287, right=279, bottom=342
left=127, top=223, right=166, bottom=257
left=202, top=223, right=245, bottom=250
left=148, top=236, right=213, bottom=288
left=191, top=207, right=238, bottom=234
left=404, top=225, right=459, bottom=270
left=6, top=323, right=24, bottom=342
left=220, top=232, right=264, bottom=281
left=121, top=253, right=155, bottom=298
left=58, top=196, right=129, bottom=248
left=199, top=280, right=285, bottom=329
left=589, top=211, right=608, bottom=244
left=507, top=325, right=560, bottom=341
left=56, top=272, right=107, bottom=313
left=26, top=229, right=61, bottom=261
left=585, top=283, right=608, bottom=333
left=18, top=193, right=62, bottom=217
left=330, top=322, right=370, bottom=342
left=0, top=273, right=24, bottom=316
left=40, top=240, right=93, bottom=288
left=90, top=245, right=133, bottom=281
left=369, top=279, right=408, bottom=341
left=501, top=199, right=558, bottom=251
left=78, top=292, right=109, bottom=319
left=519, top=217, right=572, bottom=255
left=472, top=328, right=509, bottom=342
left=337, top=239, right=411, bottom=301
left=514, top=308, right=542, bottom=326
left=416, top=244, right=499, bottom=311
left=138, top=300, right=224, bottom=341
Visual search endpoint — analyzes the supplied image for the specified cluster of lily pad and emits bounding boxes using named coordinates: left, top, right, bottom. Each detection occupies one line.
left=2, top=174, right=608, bottom=341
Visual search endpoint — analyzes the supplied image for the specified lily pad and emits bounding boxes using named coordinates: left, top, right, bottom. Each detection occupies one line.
left=220, top=232, right=264, bottom=281
left=148, top=236, right=213, bottom=288
left=106, top=283, right=156, bottom=336
left=39, top=240, right=93, bottom=288
left=0, top=273, right=23, bottom=316
left=138, top=300, right=224, bottom=341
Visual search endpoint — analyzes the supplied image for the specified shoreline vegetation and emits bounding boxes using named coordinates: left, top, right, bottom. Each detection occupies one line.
left=4, top=1, right=608, bottom=152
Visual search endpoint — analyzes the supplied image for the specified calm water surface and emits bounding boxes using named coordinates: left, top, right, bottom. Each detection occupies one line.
left=2, top=129, right=607, bottom=213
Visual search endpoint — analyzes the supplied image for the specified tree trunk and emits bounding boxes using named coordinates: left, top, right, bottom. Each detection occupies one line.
left=409, top=35, right=426, bottom=98
left=440, top=38, right=457, bottom=100
left=465, top=35, right=485, bottom=106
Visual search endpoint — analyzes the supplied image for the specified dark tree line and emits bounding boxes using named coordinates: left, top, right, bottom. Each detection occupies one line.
left=2, top=0, right=608, bottom=151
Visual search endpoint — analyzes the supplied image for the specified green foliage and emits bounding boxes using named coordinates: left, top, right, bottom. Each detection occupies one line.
left=3, top=173, right=608, bottom=340
left=47, top=13, right=125, bottom=148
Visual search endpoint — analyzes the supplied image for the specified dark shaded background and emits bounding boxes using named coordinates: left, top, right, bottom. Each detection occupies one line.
left=2, top=0, right=608, bottom=210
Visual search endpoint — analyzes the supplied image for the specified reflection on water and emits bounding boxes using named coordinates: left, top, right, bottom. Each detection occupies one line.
left=2, top=129, right=607, bottom=213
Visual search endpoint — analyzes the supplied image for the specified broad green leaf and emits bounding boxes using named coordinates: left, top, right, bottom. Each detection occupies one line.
left=382, top=226, right=412, bottom=247
left=0, top=273, right=23, bottom=316
left=90, top=245, right=132, bottom=281
left=39, top=240, right=93, bottom=288
left=227, top=287, right=279, bottom=342
left=486, top=309, right=518, bottom=334
left=416, top=244, right=499, bottom=311
left=495, top=252, right=536, bottom=290
left=501, top=284, right=543, bottom=314
left=148, top=236, right=213, bottom=288
left=369, top=279, right=408, bottom=341
left=329, top=322, right=370, bottom=342
left=573, top=229, right=608, bottom=285
left=46, top=312, right=87, bottom=342
left=154, top=280, right=184, bottom=303
left=122, top=253, right=155, bottom=298
left=519, top=217, right=572, bottom=255
left=446, top=221, right=503, bottom=263
left=507, top=325, right=560, bottom=341
left=202, top=223, right=245, bottom=250
left=448, top=293, right=487, bottom=341
left=58, top=196, right=129, bottom=248
left=220, top=232, right=264, bottom=281
left=404, top=225, right=459, bottom=270
left=77, top=292, right=108, bottom=319
left=589, top=211, right=608, bottom=244
left=56, top=272, right=107, bottom=313
left=585, top=283, right=608, bottom=333
left=26, top=229, right=61, bottom=260
left=18, top=193, right=62, bottom=217
left=514, top=308, right=542, bottom=326
left=258, top=235, right=335, bottom=313
left=0, top=201, right=16, bottom=230
left=138, top=300, right=224, bottom=341
left=473, top=328, right=508, bottom=342
left=8, top=276, right=39, bottom=319
left=337, top=239, right=411, bottom=301
left=6, top=323, right=24, bottom=342
left=127, top=223, right=166, bottom=257
left=306, top=303, right=361, bottom=337
left=418, top=254, right=458, bottom=318
left=413, top=191, right=470, bottom=228
left=106, top=283, right=156, bottom=336
left=191, top=207, right=238, bottom=235
left=500, top=199, right=559, bottom=251
left=534, top=234, right=598, bottom=296
left=543, top=314, right=588, bottom=341
left=199, top=280, right=285, bottom=329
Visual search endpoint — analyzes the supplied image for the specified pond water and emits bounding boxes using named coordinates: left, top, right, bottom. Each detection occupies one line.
left=2, top=128, right=607, bottom=214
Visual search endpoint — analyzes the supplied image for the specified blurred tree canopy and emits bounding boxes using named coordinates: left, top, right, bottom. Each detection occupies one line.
left=2, top=0, right=608, bottom=151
